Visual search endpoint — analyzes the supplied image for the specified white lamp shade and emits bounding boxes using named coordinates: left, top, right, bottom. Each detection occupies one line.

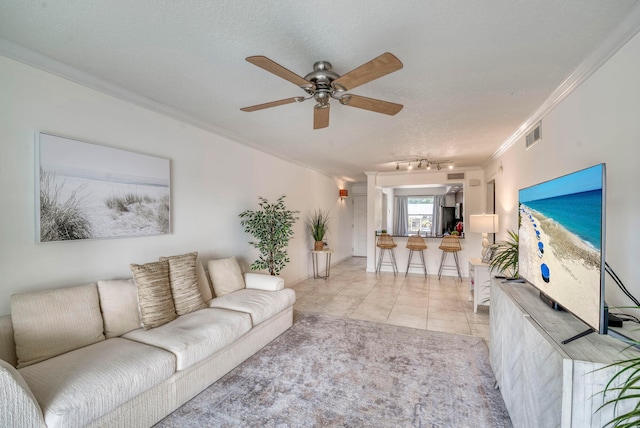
left=469, top=214, right=499, bottom=234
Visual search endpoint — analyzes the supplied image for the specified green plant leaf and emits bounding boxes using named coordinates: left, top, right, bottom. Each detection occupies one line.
left=596, top=339, right=640, bottom=427
left=488, top=229, right=519, bottom=277
left=305, top=209, right=331, bottom=241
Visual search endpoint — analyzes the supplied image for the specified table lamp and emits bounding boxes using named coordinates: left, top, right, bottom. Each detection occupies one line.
left=469, top=214, right=499, bottom=260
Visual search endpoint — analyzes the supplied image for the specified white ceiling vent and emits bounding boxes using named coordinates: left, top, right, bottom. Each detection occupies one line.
left=447, top=172, right=465, bottom=180
left=526, top=122, right=542, bottom=149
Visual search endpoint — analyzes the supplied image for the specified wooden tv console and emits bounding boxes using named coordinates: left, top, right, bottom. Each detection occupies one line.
left=490, top=279, right=638, bottom=428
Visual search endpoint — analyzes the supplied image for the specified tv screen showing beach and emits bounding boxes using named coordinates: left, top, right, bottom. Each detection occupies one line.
left=518, top=164, right=605, bottom=333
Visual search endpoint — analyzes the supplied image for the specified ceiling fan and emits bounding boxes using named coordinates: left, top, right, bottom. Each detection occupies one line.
left=240, top=52, right=404, bottom=129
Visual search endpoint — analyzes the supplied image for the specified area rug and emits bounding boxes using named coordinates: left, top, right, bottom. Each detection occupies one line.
left=155, top=312, right=512, bottom=427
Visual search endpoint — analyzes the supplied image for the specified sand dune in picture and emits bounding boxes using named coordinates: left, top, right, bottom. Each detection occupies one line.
left=519, top=204, right=601, bottom=330
left=42, top=171, right=169, bottom=240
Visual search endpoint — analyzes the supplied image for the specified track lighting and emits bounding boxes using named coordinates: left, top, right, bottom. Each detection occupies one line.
left=390, top=158, right=453, bottom=171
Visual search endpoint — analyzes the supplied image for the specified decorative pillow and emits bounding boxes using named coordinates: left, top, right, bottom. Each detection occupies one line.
left=130, top=260, right=176, bottom=329
left=11, top=283, right=105, bottom=368
left=159, top=252, right=206, bottom=315
left=207, top=257, right=245, bottom=297
left=97, top=279, right=142, bottom=338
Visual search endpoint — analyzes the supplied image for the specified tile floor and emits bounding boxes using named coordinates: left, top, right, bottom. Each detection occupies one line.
left=290, top=257, right=491, bottom=342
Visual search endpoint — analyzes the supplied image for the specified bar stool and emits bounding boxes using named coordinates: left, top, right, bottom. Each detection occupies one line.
left=438, top=235, right=462, bottom=280
left=376, top=233, right=398, bottom=275
left=405, top=235, right=428, bottom=277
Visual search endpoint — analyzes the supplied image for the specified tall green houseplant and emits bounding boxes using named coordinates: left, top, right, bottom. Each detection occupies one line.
left=239, top=195, right=299, bottom=276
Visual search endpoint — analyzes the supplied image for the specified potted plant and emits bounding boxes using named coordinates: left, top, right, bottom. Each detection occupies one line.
left=306, top=209, right=331, bottom=250
left=239, top=195, right=299, bottom=276
left=488, top=229, right=519, bottom=278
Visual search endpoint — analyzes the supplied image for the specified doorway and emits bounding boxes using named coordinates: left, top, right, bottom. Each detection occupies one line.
left=353, top=195, right=367, bottom=256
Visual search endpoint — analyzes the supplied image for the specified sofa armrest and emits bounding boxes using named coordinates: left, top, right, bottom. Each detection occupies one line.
left=243, top=273, right=284, bottom=291
left=0, top=359, right=46, bottom=428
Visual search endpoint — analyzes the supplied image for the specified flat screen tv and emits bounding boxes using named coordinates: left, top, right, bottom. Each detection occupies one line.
left=518, top=163, right=606, bottom=334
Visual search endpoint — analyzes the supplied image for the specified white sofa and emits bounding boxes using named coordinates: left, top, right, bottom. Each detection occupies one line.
left=0, top=254, right=296, bottom=428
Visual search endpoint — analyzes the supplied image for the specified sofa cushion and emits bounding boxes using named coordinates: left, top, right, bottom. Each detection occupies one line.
left=97, top=279, right=142, bottom=338
left=130, top=260, right=177, bottom=329
left=196, top=259, right=214, bottom=301
left=123, top=308, right=251, bottom=371
left=18, top=338, right=175, bottom=428
left=208, top=288, right=296, bottom=326
left=0, top=315, right=17, bottom=367
left=11, top=283, right=105, bottom=368
left=208, top=256, right=245, bottom=297
left=160, top=252, right=206, bottom=315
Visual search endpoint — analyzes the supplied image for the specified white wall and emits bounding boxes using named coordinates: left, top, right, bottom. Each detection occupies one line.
left=485, top=30, right=640, bottom=311
left=0, top=56, right=353, bottom=315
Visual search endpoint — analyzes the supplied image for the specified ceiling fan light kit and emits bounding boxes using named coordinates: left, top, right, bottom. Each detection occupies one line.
left=241, top=52, right=404, bottom=129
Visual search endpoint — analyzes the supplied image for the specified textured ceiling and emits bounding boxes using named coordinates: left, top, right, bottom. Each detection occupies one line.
left=0, top=0, right=638, bottom=181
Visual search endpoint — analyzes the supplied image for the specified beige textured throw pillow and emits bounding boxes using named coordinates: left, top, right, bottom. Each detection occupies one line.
left=159, top=252, right=206, bottom=315
left=207, top=256, right=245, bottom=297
left=130, top=260, right=177, bottom=329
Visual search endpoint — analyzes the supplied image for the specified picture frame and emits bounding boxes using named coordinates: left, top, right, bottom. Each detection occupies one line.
left=482, top=246, right=495, bottom=264
left=36, top=133, right=171, bottom=242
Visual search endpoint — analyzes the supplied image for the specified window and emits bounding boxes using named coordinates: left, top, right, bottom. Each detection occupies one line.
left=407, top=197, right=434, bottom=235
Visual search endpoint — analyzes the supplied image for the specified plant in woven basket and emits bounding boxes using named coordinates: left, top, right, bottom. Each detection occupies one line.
left=306, top=209, right=331, bottom=251
left=239, top=195, right=299, bottom=276
left=488, top=229, right=519, bottom=278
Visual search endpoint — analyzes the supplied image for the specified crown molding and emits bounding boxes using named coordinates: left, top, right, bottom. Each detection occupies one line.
left=0, top=38, right=342, bottom=180
left=488, top=2, right=640, bottom=162
left=0, top=38, right=237, bottom=138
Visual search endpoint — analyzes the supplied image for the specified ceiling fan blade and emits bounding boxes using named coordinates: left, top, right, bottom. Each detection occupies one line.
left=240, top=97, right=302, bottom=112
left=314, top=105, right=330, bottom=129
left=332, top=52, right=403, bottom=91
left=246, top=56, right=314, bottom=89
left=340, top=94, right=403, bottom=115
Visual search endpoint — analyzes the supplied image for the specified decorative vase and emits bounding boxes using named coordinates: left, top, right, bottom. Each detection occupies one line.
left=314, top=241, right=324, bottom=251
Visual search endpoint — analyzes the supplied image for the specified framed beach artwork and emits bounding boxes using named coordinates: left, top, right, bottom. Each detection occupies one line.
left=36, top=133, right=171, bottom=242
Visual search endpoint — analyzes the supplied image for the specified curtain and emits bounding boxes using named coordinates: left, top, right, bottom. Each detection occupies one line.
left=432, top=195, right=444, bottom=237
left=394, top=196, right=408, bottom=236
